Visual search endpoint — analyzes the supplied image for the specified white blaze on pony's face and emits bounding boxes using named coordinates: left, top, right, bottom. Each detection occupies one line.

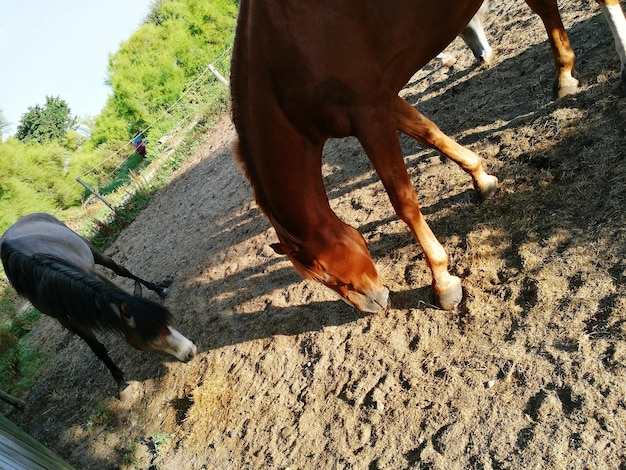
left=126, top=325, right=197, bottom=362
left=148, top=326, right=197, bottom=362
left=113, top=301, right=197, bottom=362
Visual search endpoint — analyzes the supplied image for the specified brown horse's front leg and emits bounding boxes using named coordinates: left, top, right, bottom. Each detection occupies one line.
left=357, top=110, right=462, bottom=310
left=525, top=0, right=579, bottom=97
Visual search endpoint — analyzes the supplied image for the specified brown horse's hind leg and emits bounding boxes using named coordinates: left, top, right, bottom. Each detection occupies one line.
left=357, top=110, right=462, bottom=310
left=393, top=97, right=498, bottom=201
left=524, top=0, right=579, bottom=97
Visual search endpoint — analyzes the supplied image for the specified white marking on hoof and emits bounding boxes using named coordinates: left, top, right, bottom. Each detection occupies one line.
left=477, top=175, right=499, bottom=201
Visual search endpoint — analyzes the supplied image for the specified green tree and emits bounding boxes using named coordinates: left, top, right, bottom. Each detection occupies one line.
left=0, top=109, right=8, bottom=138
left=91, top=0, right=237, bottom=145
left=16, top=96, right=77, bottom=144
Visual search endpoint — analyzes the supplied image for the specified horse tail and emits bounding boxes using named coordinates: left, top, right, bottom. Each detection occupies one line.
left=0, top=240, right=172, bottom=338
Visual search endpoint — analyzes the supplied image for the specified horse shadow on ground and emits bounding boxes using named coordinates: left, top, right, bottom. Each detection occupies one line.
left=176, top=107, right=620, bottom=345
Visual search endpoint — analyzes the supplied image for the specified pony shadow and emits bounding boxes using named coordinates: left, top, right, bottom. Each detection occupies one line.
left=200, top=299, right=366, bottom=351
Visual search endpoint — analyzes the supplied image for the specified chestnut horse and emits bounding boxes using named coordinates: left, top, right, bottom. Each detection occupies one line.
left=231, top=0, right=498, bottom=312
left=456, top=0, right=626, bottom=96
left=0, top=213, right=196, bottom=397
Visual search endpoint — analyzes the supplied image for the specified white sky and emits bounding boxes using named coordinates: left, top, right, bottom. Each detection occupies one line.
left=0, top=0, right=154, bottom=136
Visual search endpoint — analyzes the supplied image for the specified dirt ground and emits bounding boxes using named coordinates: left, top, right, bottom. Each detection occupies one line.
left=4, top=0, right=626, bottom=468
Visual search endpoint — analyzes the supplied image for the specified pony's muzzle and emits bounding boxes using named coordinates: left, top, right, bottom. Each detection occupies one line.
left=182, top=343, right=197, bottom=362
left=166, top=326, right=197, bottom=362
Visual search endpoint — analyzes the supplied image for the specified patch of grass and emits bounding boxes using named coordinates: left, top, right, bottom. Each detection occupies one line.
left=119, top=442, right=138, bottom=467
left=0, top=299, right=45, bottom=397
left=89, top=187, right=155, bottom=251
left=176, top=369, right=233, bottom=449
left=98, top=153, right=148, bottom=196
left=150, top=431, right=173, bottom=455
left=86, top=402, right=111, bottom=429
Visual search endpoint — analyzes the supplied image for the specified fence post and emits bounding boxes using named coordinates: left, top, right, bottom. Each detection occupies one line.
left=208, top=64, right=229, bottom=87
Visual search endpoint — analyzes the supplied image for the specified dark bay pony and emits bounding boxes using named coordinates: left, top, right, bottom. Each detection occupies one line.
left=458, top=0, right=626, bottom=96
left=231, top=0, right=499, bottom=312
left=0, top=213, right=196, bottom=397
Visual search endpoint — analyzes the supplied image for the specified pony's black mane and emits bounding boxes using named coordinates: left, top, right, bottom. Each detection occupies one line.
left=0, top=241, right=171, bottom=340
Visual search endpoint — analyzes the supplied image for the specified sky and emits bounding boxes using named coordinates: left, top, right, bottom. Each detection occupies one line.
left=0, top=0, right=154, bottom=137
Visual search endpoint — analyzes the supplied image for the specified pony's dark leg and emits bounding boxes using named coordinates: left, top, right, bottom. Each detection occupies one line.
left=133, top=280, right=143, bottom=297
left=83, top=238, right=171, bottom=298
left=57, top=318, right=128, bottom=395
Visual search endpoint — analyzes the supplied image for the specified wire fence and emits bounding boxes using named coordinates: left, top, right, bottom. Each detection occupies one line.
left=57, top=46, right=232, bottom=217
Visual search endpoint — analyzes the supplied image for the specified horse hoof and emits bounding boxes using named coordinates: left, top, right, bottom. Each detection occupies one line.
left=158, top=275, right=174, bottom=288
left=118, top=381, right=141, bottom=401
left=436, top=53, right=457, bottom=68
left=435, top=276, right=463, bottom=310
left=158, top=287, right=170, bottom=299
left=554, top=79, right=579, bottom=99
left=557, top=85, right=579, bottom=99
left=480, top=51, right=493, bottom=65
left=476, top=175, right=498, bottom=201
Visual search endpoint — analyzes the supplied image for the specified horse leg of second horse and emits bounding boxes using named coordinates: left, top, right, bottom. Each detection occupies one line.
left=83, top=336, right=132, bottom=399
left=86, top=239, right=169, bottom=298
left=598, top=0, right=626, bottom=94
left=459, top=9, right=493, bottom=64
left=59, top=318, right=129, bottom=398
